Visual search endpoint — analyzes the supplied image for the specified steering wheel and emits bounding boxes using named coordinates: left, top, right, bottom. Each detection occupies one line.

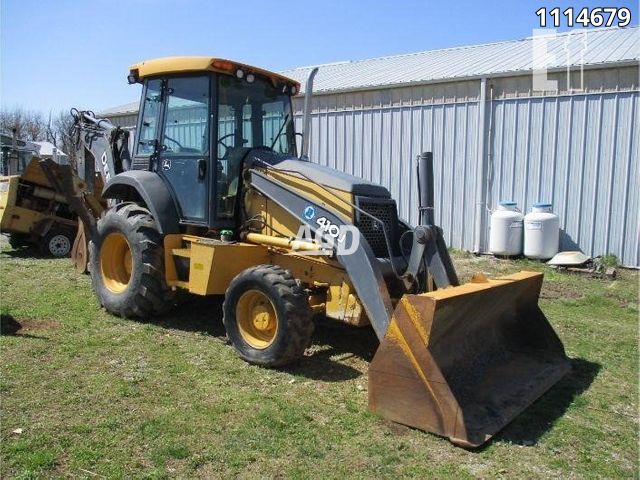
left=163, top=135, right=183, bottom=152
left=217, top=133, right=235, bottom=158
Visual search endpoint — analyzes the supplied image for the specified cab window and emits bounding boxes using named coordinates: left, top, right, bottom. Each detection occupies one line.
left=136, top=79, right=162, bottom=155
left=161, top=76, right=210, bottom=154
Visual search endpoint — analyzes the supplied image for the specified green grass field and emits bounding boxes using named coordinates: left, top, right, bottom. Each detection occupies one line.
left=1, top=238, right=638, bottom=479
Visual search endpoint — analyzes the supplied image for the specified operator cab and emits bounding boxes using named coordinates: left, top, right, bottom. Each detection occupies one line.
left=129, top=57, right=299, bottom=230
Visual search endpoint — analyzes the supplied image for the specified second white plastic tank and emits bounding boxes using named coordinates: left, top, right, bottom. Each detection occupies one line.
left=524, top=203, right=559, bottom=260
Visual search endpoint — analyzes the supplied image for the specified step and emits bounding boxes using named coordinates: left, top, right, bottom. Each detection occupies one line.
left=171, top=248, right=191, bottom=258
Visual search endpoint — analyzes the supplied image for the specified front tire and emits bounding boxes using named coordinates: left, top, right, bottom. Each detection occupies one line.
left=90, top=203, right=174, bottom=318
left=223, top=265, right=314, bottom=367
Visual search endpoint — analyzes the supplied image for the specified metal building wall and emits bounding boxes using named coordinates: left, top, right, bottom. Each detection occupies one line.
left=293, top=80, right=482, bottom=251
left=107, top=113, right=137, bottom=128
left=486, top=90, right=639, bottom=266
left=294, top=66, right=639, bottom=266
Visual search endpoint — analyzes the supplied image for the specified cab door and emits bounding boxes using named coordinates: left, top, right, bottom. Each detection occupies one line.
left=157, top=75, right=211, bottom=224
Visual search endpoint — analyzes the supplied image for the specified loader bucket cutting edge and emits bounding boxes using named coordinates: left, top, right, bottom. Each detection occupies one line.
left=368, top=271, right=570, bottom=448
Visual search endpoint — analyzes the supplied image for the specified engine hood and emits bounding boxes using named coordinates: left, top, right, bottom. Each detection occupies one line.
left=246, top=150, right=390, bottom=198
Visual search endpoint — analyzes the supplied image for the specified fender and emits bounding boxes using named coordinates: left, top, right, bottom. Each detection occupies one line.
left=102, top=171, right=179, bottom=234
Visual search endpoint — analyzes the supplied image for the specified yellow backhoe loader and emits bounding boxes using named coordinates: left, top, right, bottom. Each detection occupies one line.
left=44, top=56, right=570, bottom=448
left=1, top=154, right=77, bottom=257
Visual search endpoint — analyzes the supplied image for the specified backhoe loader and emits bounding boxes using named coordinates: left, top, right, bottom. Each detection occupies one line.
left=44, top=56, right=570, bottom=448
left=1, top=147, right=77, bottom=257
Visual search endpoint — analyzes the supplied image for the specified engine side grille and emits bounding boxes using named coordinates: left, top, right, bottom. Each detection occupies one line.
left=355, top=198, right=399, bottom=257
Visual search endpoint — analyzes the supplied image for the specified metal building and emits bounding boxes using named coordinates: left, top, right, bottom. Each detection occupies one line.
left=102, top=27, right=639, bottom=266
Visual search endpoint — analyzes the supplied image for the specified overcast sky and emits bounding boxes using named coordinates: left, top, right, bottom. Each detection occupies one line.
left=1, top=0, right=637, bottom=115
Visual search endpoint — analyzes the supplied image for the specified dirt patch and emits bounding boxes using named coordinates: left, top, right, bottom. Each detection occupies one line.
left=539, top=281, right=584, bottom=300
left=454, top=256, right=521, bottom=283
left=0, top=314, right=59, bottom=336
left=383, top=420, right=410, bottom=436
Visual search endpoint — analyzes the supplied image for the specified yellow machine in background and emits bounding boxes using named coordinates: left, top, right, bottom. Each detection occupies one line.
left=1, top=158, right=77, bottom=256
left=46, top=56, right=570, bottom=447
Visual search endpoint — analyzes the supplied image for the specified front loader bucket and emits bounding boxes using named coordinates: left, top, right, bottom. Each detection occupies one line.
left=369, top=271, right=570, bottom=448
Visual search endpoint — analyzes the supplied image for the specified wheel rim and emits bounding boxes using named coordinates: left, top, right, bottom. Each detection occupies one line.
left=100, top=232, right=133, bottom=293
left=236, top=289, right=278, bottom=349
left=48, top=234, right=71, bottom=257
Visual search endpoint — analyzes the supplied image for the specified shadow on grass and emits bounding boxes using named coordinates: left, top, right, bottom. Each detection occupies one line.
left=495, top=357, right=601, bottom=446
left=152, top=294, right=227, bottom=337
left=0, top=313, right=47, bottom=339
left=287, top=319, right=379, bottom=382
left=143, top=296, right=377, bottom=382
left=1, top=245, right=44, bottom=259
left=0, top=313, right=22, bottom=335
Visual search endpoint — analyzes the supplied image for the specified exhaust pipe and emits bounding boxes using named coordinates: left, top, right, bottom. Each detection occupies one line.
left=417, top=152, right=435, bottom=226
left=300, top=67, right=319, bottom=160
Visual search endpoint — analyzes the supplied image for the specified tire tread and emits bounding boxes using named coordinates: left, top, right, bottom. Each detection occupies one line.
left=91, top=202, right=174, bottom=318
left=223, top=264, right=313, bottom=367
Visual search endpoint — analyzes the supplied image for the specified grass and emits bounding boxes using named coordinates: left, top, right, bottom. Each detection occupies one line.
left=599, top=254, right=620, bottom=268
left=0, top=237, right=638, bottom=478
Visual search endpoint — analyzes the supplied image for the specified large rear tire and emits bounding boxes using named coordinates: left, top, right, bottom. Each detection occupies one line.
left=223, top=265, right=314, bottom=367
left=90, top=203, right=174, bottom=318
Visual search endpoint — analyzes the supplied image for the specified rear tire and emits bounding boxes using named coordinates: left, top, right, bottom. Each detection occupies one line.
left=223, top=265, right=314, bottom=367
left=40, top=228, right=73, bottom=257
left=90, top=203, right=174, bottom=318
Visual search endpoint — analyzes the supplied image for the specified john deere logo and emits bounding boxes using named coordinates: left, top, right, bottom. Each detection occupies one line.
left=303, top=206, right=315, bottom=220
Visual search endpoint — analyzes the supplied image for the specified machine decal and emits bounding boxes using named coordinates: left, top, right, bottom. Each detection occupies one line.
left=303, top=205, right=315, bottom=220
left=316, top=216, right=347, bottom=243
left=162, top=159, right=172, bottom=171
left=101, top=151, right=111, bottom=182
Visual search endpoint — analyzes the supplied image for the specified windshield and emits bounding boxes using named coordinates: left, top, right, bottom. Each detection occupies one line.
left=215, top=74, right=296, bottom=219
left=217, top=75, right=295, bottom=157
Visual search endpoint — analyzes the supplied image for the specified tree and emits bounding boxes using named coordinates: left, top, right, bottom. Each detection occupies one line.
left=48, top=110, right=77, bottom=164
left=1, top=107, right=78, bottom=164
left=0, top=108, right=47, bottom=141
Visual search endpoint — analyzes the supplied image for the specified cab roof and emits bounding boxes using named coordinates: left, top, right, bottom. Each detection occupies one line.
left=129, top=56, right=300, bottom=90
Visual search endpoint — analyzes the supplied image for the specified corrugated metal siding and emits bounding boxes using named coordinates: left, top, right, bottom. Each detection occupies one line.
left=107, top=113, right=137, bottom=128
left=295, top=98, right=481, bottom=249
left=486, top=91, right=639, bottom=266
left=295, top=68, right=639, bottom=266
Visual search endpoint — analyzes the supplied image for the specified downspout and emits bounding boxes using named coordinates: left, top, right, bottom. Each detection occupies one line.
left=485, top=84, right=495, bottom=222
left=473, top=77, right=489, bottom=253
left=300, top=67, right=319, bottom=160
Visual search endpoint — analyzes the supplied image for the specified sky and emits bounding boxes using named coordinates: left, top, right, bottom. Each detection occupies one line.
left=1, top=0, right=638, bottom=115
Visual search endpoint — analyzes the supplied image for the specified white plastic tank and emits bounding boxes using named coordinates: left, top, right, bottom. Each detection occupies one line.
left=489, top=201, right=524, bottom=256
left=524, top=203, right=560, bottom=260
